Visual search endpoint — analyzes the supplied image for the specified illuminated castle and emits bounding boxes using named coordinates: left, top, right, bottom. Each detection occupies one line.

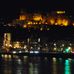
left=8, top=10, right=74, bottom=28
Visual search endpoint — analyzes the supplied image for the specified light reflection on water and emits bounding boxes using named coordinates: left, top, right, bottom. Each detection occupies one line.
left=0, top=56, right=74, bottom=74
left=29, top=63, right=38, bottom=74
left=52, top=58, right=57, bottom=74
left=65, top=59, right=71, bottom=74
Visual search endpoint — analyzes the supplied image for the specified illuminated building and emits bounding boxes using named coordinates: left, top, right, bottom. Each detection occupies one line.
left=62, top=19, right=69, bottom=26
left=3, top=33, right=11, bottom=51
left=33, top=13, right=42, bottom=21
left=9, top=10, right=73, bottom=28
left=56, top=18, right=62, bottom=25
left=19, top=11, right=28, bottom=21
left=19, top=15, right=26, bottom=20
left=13, top=41, right=21, bottom=49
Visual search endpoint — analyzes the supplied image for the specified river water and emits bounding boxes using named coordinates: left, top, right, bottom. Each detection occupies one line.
left=0, top=56, right=74, bottom=74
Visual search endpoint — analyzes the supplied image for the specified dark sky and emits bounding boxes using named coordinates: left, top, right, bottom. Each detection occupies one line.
left=0, top=0, right=74, bottom=19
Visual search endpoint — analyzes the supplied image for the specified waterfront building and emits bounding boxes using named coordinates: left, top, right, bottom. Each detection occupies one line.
left=3, top=33, right=12, bottom=51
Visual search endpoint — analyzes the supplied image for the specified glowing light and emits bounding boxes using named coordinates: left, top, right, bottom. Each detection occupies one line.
left=72, top=23, right=74, bottom=26
left=34, top=51, right=39, bottom=54
left=68, top=47, right=71, bottom=50
left=17, top=59, right=22, bottom=64
left=39, top=22, right=42, bottom=24
left=3, top=33, right=11, bottom=48
left=19, top=51, right=22, bottom=53
left=38, top=38, right=40, bottom=42
left=24, top=45, right=27, bottom=49
left=52, top=57, right=57, bottom=62
left=56, top=11, right=65, bottom=14
left=40, top=27, right=43, bottom=31
left=52, top=57, right=57, bottom=74
left=1, top=54, right=4, bottom=58
left=30, top=47, right=33, bottom=49
left=38, top=47, right=40, bottom=50
left=64, top=47, right=72, bottom=53
left=72, top=52, right=74, bottom=54
left=45, top=22, right=48, bottom=24
left=13, top=51, right=17, bottom=54
left=9, top=44, right=12, bottom=47
left=62, top=44, right=64, bottom=47
left=50, top=19, right=55, bottom=25
left=13, top=41, right=21, bottom=48
left=25, top=50, right=28, bottom=53
left=30, top=51, right=34, bottom=53
left=65, top=60, right=71, bottom=74
left=54, top=43, right=56, bottom=46
left=5, top=44, right=8, bottom=46
left=57, top=18, right=62, bottom=25
left=27, top=21, right=32, bottom=24
left=55, top=23, right=58, bottom=25
left=69, top=43, right=72, bottom=46
left=62, top=19, right=68, bottom=26
left=4, top=54, right=8, bottom=58
left=8, top=55, right=11, bottom=58
left=54, top=47, right=57, bottom=51
left=65, top=48, right=69, bottom=53
left=19, top=15, right=26, bottom=20
left=23, top=25, right=27, bottom=28
left=33, top=14, right=42, bottom=21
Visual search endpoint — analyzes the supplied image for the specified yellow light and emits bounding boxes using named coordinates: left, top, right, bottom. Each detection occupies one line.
left=5, top=44, right=8, bottom=46
left=30, top=47, right=33, bottom=49
left=72, top=23, right=74, bottom=26
left=3, top=33, right=11, bottom=48
left=55, top=23, right=58, bottom=25
left=8, top=55, right=11, bottom=58
left=35, top=22, right=38, bottom=24
left=5, top=54, right=8, bottom=58
left=33, top=14, right=42, bottom=21
left=23, top=25, right=27, bottom=28
left=33, top=22, right=36, bottom=24
left=13, top=41, right=21, bottom=48
left=45, top=22, right=48, bottom=24
left=68, top=47, right=72, bottom=50
left=19, top=15, right=26, bottom=20
left=62, top=19, right=68, bottom=26
left=54, top=47, right=57, bottom=51
left=52, top=57, right=56, bottom=62
left=56, top=11, right=65, bottom=14
left=57, top=18, right=62, bottom=25
left=27, top=21, right=32, bottom=24
left=9, top=44, right=12, bottom=47
left=24, top=45, right=27, bottom=49
left=50, top=19, right=55, bottom=25
left=39, top=22, right=42, bottom=24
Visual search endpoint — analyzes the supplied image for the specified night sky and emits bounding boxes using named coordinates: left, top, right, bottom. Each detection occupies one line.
left=0, top=0, right=73, bottom=19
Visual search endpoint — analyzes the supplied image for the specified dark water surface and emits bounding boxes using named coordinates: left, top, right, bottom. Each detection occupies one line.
left=0, top=56, right=74, bottom=74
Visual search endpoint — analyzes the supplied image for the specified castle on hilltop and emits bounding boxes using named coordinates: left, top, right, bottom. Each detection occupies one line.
left=7, top=11, right=74, bottom=28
